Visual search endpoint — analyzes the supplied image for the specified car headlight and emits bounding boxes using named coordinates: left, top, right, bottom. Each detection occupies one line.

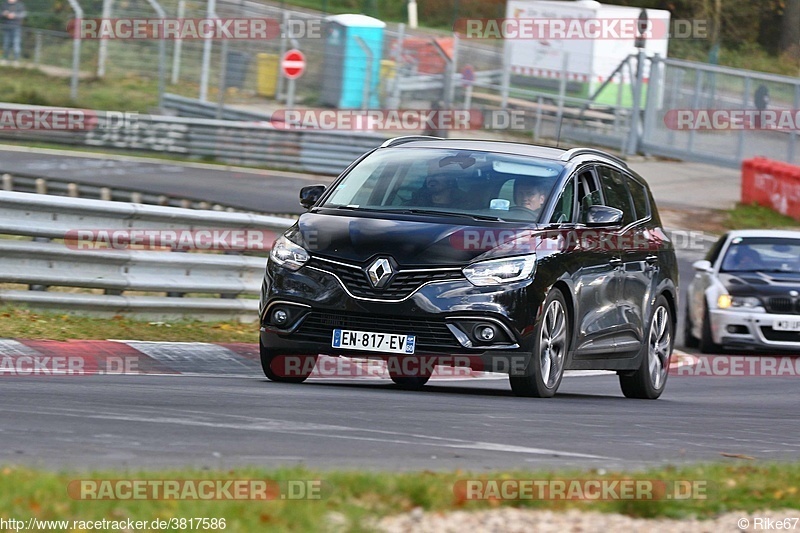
left=717, top=294, right=761, bottom=310
left=270, top=235, right=309, bottom=271
left=463, top=254, right=536, bottom=286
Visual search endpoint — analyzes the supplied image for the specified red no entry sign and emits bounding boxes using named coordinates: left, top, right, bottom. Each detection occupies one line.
left=282, top=49, right=306, bottom=80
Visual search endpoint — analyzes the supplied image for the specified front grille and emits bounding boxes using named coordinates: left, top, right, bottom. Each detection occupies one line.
left=293, top=311, right=461, bottom=351
left=760, top=327, right=800, bottom=343
left=306, top=258, right=464, bottom=299
left=765, top=297, right=800, bottom=315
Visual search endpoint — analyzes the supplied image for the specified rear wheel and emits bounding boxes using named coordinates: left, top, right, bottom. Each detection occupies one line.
left=619, top=295, right=673, bottom=399
left=260, top=340, right=317, bottom=383
left=510, top=289, right=569, bottom=398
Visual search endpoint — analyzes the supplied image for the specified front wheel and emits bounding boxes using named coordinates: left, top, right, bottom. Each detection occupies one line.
left=619, top=295, right=673, bottom=399
left=260, top=340, right=317, bottom=383
left=510, top=289, right=569, bottom=398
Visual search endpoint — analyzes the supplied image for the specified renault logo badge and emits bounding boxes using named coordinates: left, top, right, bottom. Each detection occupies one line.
left=367, top=258, right=393, bottom=288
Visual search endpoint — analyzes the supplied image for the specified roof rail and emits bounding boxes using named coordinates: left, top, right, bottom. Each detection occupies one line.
left=559, top=148, right=628, bottom=168
left=380, top=135, right=443, bottom=148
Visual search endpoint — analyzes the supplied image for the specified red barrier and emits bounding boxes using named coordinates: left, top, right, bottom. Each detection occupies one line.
left=741, top=157, right=800, bottom=221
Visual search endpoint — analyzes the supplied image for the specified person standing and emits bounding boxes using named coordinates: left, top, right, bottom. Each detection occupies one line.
left=1, top=0, right=26, bottom=63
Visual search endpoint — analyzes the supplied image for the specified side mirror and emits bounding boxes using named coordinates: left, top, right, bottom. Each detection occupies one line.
left=299, top=185, right=326, bottom=210
left=692, top=260, right=713, bottom=273
left=584, top=205, right=623, bottom=227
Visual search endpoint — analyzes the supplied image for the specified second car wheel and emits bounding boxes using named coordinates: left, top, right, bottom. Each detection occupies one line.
left=683, top=302, right=699, bottom=348
left=509, top=289, right=569, bottom=398
left=699, top=302, right=722, bottom=354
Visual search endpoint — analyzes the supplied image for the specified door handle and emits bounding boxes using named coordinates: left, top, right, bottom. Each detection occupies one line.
left=609, top=257, right=622, bottom=267
left=645, top=255, right=659, bottom=265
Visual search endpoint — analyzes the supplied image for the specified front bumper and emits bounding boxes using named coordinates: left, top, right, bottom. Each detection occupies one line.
left=710, top=308, right=800, bottom=352
left=259, top=260, right=548, bottom=371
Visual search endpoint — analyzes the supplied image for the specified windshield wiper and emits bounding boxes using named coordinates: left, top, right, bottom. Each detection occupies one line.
left=382, top=209, right=503, bottom=222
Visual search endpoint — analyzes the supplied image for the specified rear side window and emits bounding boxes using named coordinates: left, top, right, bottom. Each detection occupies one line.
left=626, top=176, right=650, bottom=221
left=598, top=166, right=634, bottom=226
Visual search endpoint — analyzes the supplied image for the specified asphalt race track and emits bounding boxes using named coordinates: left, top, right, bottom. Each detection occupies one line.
left=2, top=371, right=799, bottom=471
left=2, top=149, right=799, bottom=472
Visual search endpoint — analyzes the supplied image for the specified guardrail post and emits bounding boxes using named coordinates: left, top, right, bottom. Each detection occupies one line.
left=1, top=174, right=12, bottom=191
left=67, top=183, right=79, bottom=198
left=35, top=178, right=47, bottom=195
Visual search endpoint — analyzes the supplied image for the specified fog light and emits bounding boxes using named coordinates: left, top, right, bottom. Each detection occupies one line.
left=478, top=325, right=496, bottom=342
left=272, top=309, right=289, bottom=325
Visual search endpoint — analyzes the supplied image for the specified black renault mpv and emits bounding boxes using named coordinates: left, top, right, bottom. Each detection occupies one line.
left=259, top=137, right=679, bottom=398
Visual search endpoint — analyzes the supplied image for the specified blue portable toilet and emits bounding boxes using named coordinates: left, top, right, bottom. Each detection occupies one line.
left=320, top=14, right=385, bottom=109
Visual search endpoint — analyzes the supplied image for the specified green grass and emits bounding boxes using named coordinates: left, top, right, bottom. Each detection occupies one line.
left=725, top=202, right=800, bottom=230
left=0, top=306, right=257, bottom=343
left=0, top=66, right=200, bottom=112
left=1, top=463, right=799, bottom=531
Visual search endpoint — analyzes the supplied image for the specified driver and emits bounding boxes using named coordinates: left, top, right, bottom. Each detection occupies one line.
left=513, top=180, right=549, bottom=219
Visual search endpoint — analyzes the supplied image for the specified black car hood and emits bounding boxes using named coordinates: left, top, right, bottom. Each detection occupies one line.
left=291, top=211, right=541, bottom=266
left=720, top=272, right=800, bottom=296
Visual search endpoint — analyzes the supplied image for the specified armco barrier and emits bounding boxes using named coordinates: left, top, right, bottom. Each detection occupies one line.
left=0, top=102, right=386, bottom=176
left=742, top=158, right=800, bottom=221
left=0, top=191, right=294, bottom=321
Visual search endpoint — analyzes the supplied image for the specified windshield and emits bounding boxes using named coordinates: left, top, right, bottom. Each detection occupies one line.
left=322, top=148, right=566, bottom=222
left=720, top=237, right=800, bottom=273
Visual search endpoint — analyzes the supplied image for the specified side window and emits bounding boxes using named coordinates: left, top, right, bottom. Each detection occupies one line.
left=626, top=176, right=650, bottom=221
left=598, top=166, right=634, bottom=226
left=549, top=178, right=575, bottom=223
left=576, top=169, right=602, bottom=224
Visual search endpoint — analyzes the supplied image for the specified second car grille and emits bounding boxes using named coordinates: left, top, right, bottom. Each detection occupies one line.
left=760, top=327, right=800, bottom=343
left=306, top=258, right=464, bottom=299
left=765, top=297, right=800, bottom=315
left=292, top=311, right=462, bottom=351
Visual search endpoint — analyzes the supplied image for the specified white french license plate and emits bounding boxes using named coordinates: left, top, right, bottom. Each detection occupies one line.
left=332, top=329, right=416, bottom=354
left=774, top=320, right=800, bottom=331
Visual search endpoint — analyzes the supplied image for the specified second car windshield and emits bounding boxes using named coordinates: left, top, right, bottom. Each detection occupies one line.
left=720, top=237, right=800, bottom=273
left=322, top=147, right=565, bottom=222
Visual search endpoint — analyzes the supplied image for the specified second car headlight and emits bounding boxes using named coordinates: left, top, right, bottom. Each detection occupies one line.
left=463, top=254, right=536, bottom=286
left=270, top=235, right=309, bottom=271
left=717, top=295, right=761, bottom=310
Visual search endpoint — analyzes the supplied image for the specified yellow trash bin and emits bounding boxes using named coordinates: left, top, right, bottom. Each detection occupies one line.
left=256, top=53, right=279, bottom=98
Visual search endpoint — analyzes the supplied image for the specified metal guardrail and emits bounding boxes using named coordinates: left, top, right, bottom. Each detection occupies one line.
left=0, top=102, right=386, bottom=176
left=0, top=191, right=294, bottom=321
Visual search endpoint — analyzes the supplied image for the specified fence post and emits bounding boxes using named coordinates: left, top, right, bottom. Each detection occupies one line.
left=171, top=0, right=186, bottom=84
left=199, top=0, right=217, bottom=102
left=97, top=0, right=112, bottom=77
left=144, top=0, right=167, bottom=111
left=737, top=77, right=751, bottom=162
left=217, top=39, right=229, bottom=119
left=625, top=49, right=646, bottom=156
left=387, top=23, right=405, bottom=110
left=500, top=40, right=511, bottom=109
left=641, top=53, right=661, bottom=153
left=33, top=31, right=41, bottom=65
left=555, top=51, right=568, bottom=140
left=276, top=10, right=289, bottom=101
left=65, top=0, right=84, bottom=100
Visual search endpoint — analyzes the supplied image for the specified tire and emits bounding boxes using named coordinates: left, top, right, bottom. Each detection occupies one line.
left=619, top=295, right=673, bottom=399
left=699, top=302, right=722, bottom=354
left=388, top=355, right=432, bottom=390
left=683, top=302, right=699, bottom=349
left=389, top=374, right=431, bottom=390
left=509, top=289, right=569, bottom=398
left=259, top=339, right=317, bottom=383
